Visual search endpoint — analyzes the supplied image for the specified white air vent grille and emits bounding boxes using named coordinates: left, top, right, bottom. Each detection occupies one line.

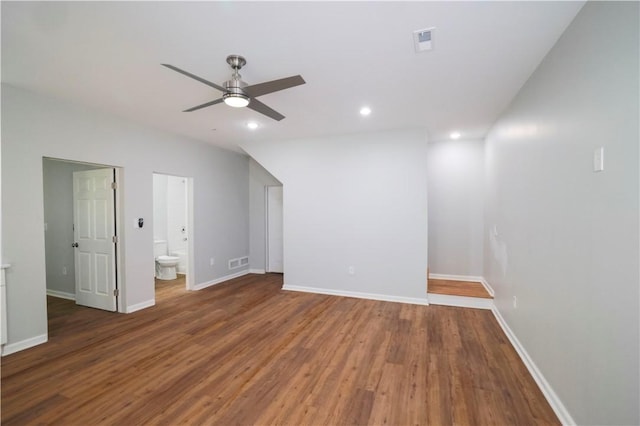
left=413, top=27, right=435, bottom=52
left=228, top=256, right=249, bottom=270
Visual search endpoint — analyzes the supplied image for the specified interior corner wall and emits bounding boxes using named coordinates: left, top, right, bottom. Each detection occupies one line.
left=484, top=2, right=639, bottom=424
left=427, top=139, right=484, bottom=277
left=2, top=84, right=249, bottom=350
left=249, top=158, right=281, bottom=272
left=242, top=129, right=429, bottom=301
left=43, top=159, right=104, bottom=296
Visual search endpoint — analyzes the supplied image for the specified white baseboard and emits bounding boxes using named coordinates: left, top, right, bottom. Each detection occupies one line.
left=429, top=273, right=495, bottom=297
left=193, top=269, right=250, bottom=291
left=1, top=333, right=48, bottom=356
left=125, top=299, right=155, bottom=313
left=479, top=277, right=495, bottom=297
left=428, top=293, right=494, bottom=310
left=249, top=268, right=266, bottom=274
left=46, top=289, right=76, bottom=301
left=282, top=285, right=429, bottom=306
left=491, top=306, right=575, bottom=425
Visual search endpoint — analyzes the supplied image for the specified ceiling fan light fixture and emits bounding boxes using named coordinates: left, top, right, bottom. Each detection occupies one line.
left=223, top=93, right=250, bottom=108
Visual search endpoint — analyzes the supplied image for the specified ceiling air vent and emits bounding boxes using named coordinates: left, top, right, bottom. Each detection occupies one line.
left=413, top=27, right=435, bottom=53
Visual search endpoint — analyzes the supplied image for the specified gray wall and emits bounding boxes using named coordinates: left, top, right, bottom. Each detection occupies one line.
left=43, top=159, right=104, bottom=296
left=484, top=2, right=639, bottom=424
left=248, top=158, right=281, bottom=272
left=2, top=84, right=249, bottom=348
left=243, top=129, right=429, bottom=302
left=427, top=139, right=484, bottom=277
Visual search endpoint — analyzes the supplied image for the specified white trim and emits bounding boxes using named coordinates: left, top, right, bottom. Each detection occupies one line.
left=46, top=289, right=76, bottom=301
left=114, top=167, right=125, bottom=313
left=428, top=273, right=495, bottom=297
left=193, top=269, right=250, bottom=291
left=428, top=293, right=494, bottom=310
left=125, top=299, right=155, bottom=313
left=186, top=177, right=195, bottom=291
left=283, top=285, right=429, bottom=306
left=491, top=306, right=575, bottom=425
left=1, top=334, right=48, bottom=356
left=479, top=277, right=495, bottom=297
left=249, top=269, right=266, bottom=274
left=429, top=273, right=485, bottom=282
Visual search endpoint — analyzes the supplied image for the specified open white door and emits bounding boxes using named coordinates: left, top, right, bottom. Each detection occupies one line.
left=73, top=168, right=117, bottom=311
left=266, top=186, right=283, bottom=273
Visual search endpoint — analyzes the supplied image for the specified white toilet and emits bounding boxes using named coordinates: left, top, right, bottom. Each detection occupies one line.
left=154, top=240, right=180, bottom=280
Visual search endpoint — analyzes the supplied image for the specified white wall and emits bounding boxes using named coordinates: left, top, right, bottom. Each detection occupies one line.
left=243, top=129, right=429, bottom=302
left=484, top=2, right=639, bottom=424
left=248, top=159, right=281, bottom=272
left=427, top=139, right=484, bottom=277
left=152, top=173, right=168, bottom=242
left=2, top=85, right=249, bottom=349
left=43, top=159, right=103, bottom=296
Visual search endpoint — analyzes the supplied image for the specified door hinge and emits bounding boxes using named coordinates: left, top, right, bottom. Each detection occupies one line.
left=114, top=288, right=119, bottom=297
left=111, top=182, right=117, bottom=190
left=112, top=235, right=118, bottom=243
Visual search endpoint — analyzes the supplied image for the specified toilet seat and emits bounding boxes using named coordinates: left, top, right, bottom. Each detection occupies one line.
left=156, top=255, right=179, bottom=266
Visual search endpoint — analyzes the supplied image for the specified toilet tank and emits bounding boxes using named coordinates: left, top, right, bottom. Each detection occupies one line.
left=153, top=240, right=168, bottom=258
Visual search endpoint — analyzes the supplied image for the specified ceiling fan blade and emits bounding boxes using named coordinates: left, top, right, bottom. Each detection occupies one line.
left=183, top=98, right=224, bottom=112
left=161, top=64, right=226, bottom=92
left=244, top=75, right=305, bottom=98
left=247, top=98, right=285, bottom=121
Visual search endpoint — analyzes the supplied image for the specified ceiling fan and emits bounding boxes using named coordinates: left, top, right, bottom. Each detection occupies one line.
left=162, top=55, right=305, bottom=121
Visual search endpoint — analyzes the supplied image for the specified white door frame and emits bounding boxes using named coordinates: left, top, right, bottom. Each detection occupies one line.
left=113, top=167, right=124, bottom=311
left=265, top=185, right=284, bottom=273
left=152, top=173, right=195, bottom=291
left=43, top=158, right=125, bottom=313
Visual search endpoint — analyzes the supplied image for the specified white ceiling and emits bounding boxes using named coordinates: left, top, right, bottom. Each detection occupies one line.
left=2, top=1, right=584, bottom=152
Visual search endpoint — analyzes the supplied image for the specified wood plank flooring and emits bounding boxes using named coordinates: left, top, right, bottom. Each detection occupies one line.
left=428, top=278, right=493, bottom=299
left=1, top=273, right=557, bottom=425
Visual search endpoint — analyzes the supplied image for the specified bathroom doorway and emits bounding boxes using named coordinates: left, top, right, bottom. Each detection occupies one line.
left=152, top=173, right=194, bottom=298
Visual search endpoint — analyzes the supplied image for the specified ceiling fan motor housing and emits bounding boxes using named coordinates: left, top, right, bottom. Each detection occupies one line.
left=224, top=55, right=249, bottom=102
left=223, top=78, right=249, bottom=106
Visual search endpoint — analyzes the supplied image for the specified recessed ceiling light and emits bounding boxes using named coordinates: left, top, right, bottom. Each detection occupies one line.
left=360, top=106, right=372, bottom=116
left=450, top=131, right=461, bottom=140
left=247, top=121, right=259, bottom=130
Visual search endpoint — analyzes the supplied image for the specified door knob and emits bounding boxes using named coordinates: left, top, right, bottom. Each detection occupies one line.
left=72, top=242, right=79, bottom=248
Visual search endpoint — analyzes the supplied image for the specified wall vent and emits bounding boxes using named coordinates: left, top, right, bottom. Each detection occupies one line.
left=228, top=256, right=249, bottom=270
left=413, top=27, right=435, bottom=52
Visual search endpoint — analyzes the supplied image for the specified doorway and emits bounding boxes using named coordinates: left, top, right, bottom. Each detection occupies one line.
left=42, top=158, right=123, bottom=314
left=152, top=173, right=194, bottom=298
left=266, top=185, right=283, bottom=273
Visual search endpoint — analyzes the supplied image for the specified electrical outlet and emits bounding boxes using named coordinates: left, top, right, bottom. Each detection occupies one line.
left=210, top=257, right=215, bottom=266
left=348, top=266, right=355, bottom=275
left=62, top=267, right=67, bottom=275
left=513, top=296, right=518, bottom=309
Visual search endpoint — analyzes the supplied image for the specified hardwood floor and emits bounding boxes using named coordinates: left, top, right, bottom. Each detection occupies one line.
left=2, top=273, right=557, bottom=425
left=428, top=278, right=493, bottom=299
left=155, top=274, right=187, bottom=301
